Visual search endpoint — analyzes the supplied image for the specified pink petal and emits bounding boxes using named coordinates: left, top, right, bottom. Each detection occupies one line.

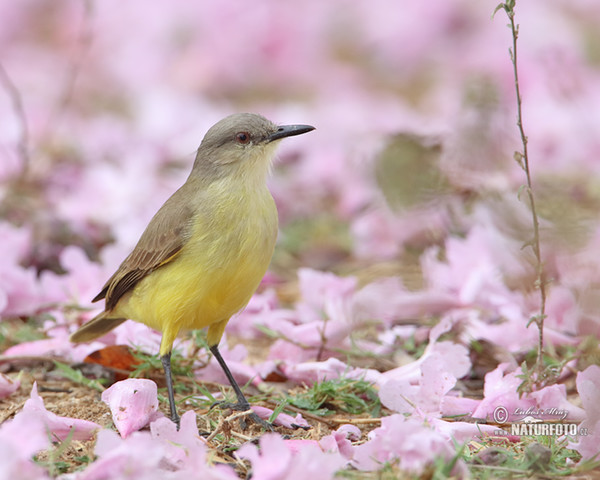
left=24, top=383, right=100, bottom=441
left=297, top=268, right=357, bottom=311
left=82, top=430, right=164, bottom=480
left=0, top=403, right=50, bottom=459
left=352, top=415, right=467, bottom=475
left=80, top=413, right=237, bottom=479
left=0, top=373, right=20, bottom=399
left=280, top=357, right=381, bottom=385
left=283, top=439, right=322, bottom=454
left=354, top=277, right=462, bottom=326
left=0, top=405, right=50, bottom=480
left=380, top=340, right=470, bottom=385
left=574, top=365, right=600, bottom=424
left=150, top=410, right=208, bottom=470
left=379, top=352, right=458, bottom=416
left=236, top=433, right=346, bottom=480
left=441, top=395, right=480, bottom=417
left=472, top=363, right=584, bottom=424
left=236, top=434, right=292, bottom=479
left=101, top=378, right=162, bottom=438
left=319, top=425, right=361, bottom=459
left=251, top=406, right=310, bottom=429
left=429, top=417, right=501, bottom=444
left=568, top=365, right=600, bottom=460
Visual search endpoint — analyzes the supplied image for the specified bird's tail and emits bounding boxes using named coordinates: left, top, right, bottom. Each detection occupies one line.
left=70, top=311, right=126, bottom=343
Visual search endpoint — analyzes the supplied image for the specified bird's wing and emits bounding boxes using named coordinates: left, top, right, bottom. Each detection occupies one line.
left=93, top=191, right=195, bottom=311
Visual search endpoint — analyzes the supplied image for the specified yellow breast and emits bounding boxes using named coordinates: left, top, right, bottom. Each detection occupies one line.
left=117, top=184, right=278, bottom=350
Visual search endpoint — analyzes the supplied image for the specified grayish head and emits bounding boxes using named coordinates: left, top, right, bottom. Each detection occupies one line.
left=194, top=113, right=315, bottom=173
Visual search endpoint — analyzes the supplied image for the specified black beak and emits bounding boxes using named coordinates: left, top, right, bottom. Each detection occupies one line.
left=267, top=124, right=315, bottom=143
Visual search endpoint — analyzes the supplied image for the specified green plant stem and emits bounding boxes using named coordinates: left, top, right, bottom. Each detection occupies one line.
left=502, top=1, right=547, bottom=380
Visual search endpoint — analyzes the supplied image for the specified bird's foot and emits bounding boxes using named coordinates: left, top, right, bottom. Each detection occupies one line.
left=210, top=401, right=273, bottom=431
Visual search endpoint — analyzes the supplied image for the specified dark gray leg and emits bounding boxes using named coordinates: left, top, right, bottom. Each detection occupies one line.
left=161, top=352, right=180, bottom=426
left=209, top=344, right=272, bottom=430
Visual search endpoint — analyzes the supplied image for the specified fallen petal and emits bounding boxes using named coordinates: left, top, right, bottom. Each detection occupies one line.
left=24, top=383, right=100, bottom=441
left=101, top=378, right=162, bottom=438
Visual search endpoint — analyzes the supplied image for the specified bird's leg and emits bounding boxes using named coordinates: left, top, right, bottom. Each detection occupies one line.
left=161, top=352, right=180, bottom=427
left=209, top=344, right=272, bottom=430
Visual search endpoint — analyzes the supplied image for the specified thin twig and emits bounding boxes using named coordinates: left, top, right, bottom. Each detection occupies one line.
left=263, top=400, right=337, bottom=428
left=44, top=0, right=94, bottom=139
left=316, top=316, right=329, bottom=362
left=206, top=410, right=254, bottom=443
left=328, top=417, right=382, bottom=425
left=0, top=63, right=30, bottom=177
left=496, top=0, right=546, bottom=381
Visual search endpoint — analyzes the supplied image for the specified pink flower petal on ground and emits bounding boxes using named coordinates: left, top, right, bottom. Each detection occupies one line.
left=352, top=414, right=467, bottom=475
left=441, top=395, right=481, bottom=417
left=428, top=417, right=500, bottom=444
left=280, top=357, right=381, bottom=385
left=236, top=434, right=292, bottom=479
left=568, top=365, right=600, bottom=460
left=319, top=424, right=361, bottom=459
left=226, top=289, right=281, bottom=338
left=80, top=429, right=165, bottom=480
left=251, top=406, right=310, bottom=429
left=24, top=382, right=100, bottom=441
left=268, top=340, right=310, bottom=364
left=353, top=277, right=462, bottom=326
left=111, top=321, right=163, bottom=354
left=0, top=403, right=51, bottom=480
left=4, top=329, right=102, bottom=362
left=378, top=316, right=470, bottom=386
left=283, top=439, right=322, bottom=454
left=380, top=340, right=470, bottom=385
left=471, top=363, right=584, bottom=423
left=58, top=245, right=110, bottom=304
left=297, top=268, right=357, bottom=312
left=101, top=378, right=163, bottom=438
left=150, top=410, right=210, bottom=470
left=236, top=433, right=346, bottom=480
left=530, top=384, right=585, bottom=422
left=0, top=373, right=20, bottom=398
left=336, top=424, right=362, bottom=440
left=544, top=286, right=580, bottom=336
left=79, top=412, right=237, bottom=479
left=379, top=352, right=458, bottom=416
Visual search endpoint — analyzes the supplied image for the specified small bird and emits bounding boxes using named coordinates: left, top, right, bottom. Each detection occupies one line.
left=70, top=113, right=315, bottom=426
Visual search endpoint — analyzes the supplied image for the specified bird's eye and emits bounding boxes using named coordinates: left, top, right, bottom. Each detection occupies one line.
left=235, top=132, right=251, bottom=144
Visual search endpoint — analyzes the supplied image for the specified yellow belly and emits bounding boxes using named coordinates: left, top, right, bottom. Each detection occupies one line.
left=115, top=190, right=278, bottom=354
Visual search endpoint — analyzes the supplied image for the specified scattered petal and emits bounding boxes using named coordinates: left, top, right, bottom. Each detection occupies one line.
left=568, top=365, right=600, bottom=460
left=251, top=406, right=310, bottom=429
left=0, top=403, right=51, bottom=480
left=0, top=373, right=20, bottom=398
left=23, top=383, right=100, bottom=442
left=352, top=414, right=467, bottom=475
left=101, top=378, right=163, bottom=438
left=236, top=433, right=346, bottom=480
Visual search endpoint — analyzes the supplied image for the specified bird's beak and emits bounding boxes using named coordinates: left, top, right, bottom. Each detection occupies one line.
left=267, top=124, right=315, bottom=143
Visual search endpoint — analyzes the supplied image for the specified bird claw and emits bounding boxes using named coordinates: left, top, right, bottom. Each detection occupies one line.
left=210, top=401, right=273, bottom=431
left=244, top=411, right=274, bottom=431
left=209, top=400, right=249, bottom=411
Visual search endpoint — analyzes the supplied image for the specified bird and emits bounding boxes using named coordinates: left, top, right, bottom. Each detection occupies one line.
left=70, top=113, right=315, bottom=426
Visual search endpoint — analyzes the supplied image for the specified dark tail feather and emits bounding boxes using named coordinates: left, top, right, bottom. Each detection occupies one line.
left=70, top=312, right=127, bottom=343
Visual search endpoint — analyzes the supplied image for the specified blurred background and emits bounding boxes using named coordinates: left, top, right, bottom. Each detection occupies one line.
left=1, top=0, right=600, bottom=331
